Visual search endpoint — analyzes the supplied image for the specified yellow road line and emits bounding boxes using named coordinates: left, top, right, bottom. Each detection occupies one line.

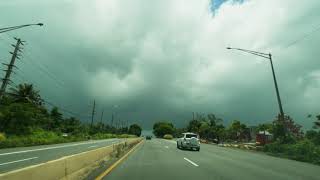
left=95, top=140, right=144, bottom=180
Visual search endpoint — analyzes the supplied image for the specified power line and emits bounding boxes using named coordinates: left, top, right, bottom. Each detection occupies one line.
left=2, top=32, right=67, bottom=90
left=23, top=42, right=68, bottom=84
left=19, top=52, right=67, bottom=89
left=284, top=24, right=320, bottom=49
left=43, top=99, right=90, bottom=119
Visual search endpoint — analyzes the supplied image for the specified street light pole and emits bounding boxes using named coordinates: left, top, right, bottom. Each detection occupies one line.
left=0, top=23, right=44, bottom=34
left=227, top=47, right=285, bottom=120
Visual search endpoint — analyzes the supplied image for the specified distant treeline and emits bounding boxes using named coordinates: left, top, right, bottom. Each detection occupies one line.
left=0, top=83, right=142, bottom=148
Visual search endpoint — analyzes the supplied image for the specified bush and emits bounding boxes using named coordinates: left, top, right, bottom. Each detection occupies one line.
left=0, top=130, right=138, bottom=149
left=118, top=134, right=137, bottom=138
left=0, top=133, right=6, bottom=141
left=264, top=139, right=320, bottom=165
left=163, top=134, right=173, bottom=139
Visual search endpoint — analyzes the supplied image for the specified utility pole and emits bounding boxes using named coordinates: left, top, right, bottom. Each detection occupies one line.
left=227, top=47, right=285, bottom=121
left=100, top=109, right=104, bottom=124
left=269, top=54, right=284, bottom=120
left=111, top=113, right=114, bottom=127
left=192, top=112, right=195, bottom=120
left=0, top=38, right=23, bottom=99
left=90, top=100, right=96, bottom=129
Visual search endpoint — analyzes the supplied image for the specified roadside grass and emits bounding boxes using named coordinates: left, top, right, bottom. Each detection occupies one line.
left=0, top=130, right=137, bottom=149
left=263, top=139, right=320, bottom=165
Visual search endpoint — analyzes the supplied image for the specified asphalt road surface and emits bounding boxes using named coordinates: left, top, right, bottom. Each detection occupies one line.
left=104, top=139, right=320, bottom=180
left=0, top=138, right=123, bottom=173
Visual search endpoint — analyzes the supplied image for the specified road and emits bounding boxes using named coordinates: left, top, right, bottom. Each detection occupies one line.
left=104, top=139, right=320, bottom=180
left=0, top=138, right=123, bottom=173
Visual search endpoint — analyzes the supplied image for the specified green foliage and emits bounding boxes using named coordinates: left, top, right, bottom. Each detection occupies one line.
left=226, top=120, right=249, bottom=142
left=314, top=114, right=320, bottom=128
left=0, top=102, right=48, bottom=135
left=257, top=123, right=273, bottom=133
left=0, top=133, right=6, bottom=141
left=153, top=122, right=174, bottom=138
left=50, top=107, right=63, bottom=131
left=0, top=131, right=136, bottom=148
left=163, top=134, right=173, bottom=139
left=61, top=117, right=82, bottom=134
left=117, top=134, right=137, bottom=138
left=173, top=128, right=187, bottom=138
left=0, top=130, right=66, bottom=148
left=92, top=133, right=116, bottom=139
left=8, top=83, right=43, bottom=106
left=305, top=130, right=320, bottom=145
left=264, top=139, right=320, bottom=165
left=272, top=115, right=303, bottom=141
left=128, top=124, right=142, bottom=137
left=187, top=120, right=202, bottom=133
left=0, top=83, right=143, bottom=149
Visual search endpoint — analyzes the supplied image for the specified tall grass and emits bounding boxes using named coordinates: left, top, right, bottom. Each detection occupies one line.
left=0, top=130, right=137, bottom=149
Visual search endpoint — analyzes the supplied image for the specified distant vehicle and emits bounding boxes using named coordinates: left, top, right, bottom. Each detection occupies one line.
left=176, top=132, right=200, bottom=151
left=146, top=135, right=152, bottom=140
left=62, top=133, right=68, bottom=137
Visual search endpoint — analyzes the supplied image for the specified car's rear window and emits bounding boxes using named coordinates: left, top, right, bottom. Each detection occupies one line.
left=186, top=134, right=197, bottom=138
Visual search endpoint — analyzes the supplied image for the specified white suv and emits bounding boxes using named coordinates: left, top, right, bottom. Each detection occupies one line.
left=177, top=132, right=200, bottom=151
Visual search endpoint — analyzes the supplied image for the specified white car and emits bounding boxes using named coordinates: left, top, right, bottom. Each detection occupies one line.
left=176, top=132, right=200, bottom=151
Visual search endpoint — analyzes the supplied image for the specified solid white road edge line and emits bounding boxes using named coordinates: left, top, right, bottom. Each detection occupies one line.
left=88, top=145, right=98, bottom=148
left=0, top=157, right=38, bottom=166
left=184, top=157, right=199, bottom=167
left=0, top=139, right=118, bottom=156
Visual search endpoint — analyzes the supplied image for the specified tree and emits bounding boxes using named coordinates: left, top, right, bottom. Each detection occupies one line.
left=0, top=102, right=46, bottom=135
left=128, top=124, right=142, bottom=137
left=314, top=115, right=320, bottom=128
left=226, top=120, right=249, bottom=142
left=257, top=123, right=273, bottom=133
left=50, top=107, right=63, bottom=131
left=8, top=83, right=43, bottom=106
left=272, top=115, right=303, bottom=142
left=153, top=122, right=174, bottom=138
left=207, top=113, right=222, bottom=126
left=187, top=120, right=201, bottom=133
left=305, top=130, right=320, bottom=145
left=61, top=117, right=81, bottom=134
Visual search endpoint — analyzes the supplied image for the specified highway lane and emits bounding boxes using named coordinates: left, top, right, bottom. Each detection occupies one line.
left=103, top=138, right=320, bottom=180
left=0, top=138, right=123, bottom=173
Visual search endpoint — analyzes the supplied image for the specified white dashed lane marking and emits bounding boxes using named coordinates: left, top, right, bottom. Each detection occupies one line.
left=184, top=157, right=199, bottom=167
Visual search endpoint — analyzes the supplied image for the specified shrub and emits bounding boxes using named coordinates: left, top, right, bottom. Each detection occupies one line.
left=117, top=134, right=137, bottom=138
left=264, top=139, right=320, bottom=165
left=0, top=133, right=6, bottom=142
left=163, top=134, right=173, bottom=139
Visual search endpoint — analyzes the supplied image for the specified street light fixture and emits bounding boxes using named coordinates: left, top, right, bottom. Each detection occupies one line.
left=0, top=23, right=44, bottom=34
left=226, top=47, right=285, bottom=120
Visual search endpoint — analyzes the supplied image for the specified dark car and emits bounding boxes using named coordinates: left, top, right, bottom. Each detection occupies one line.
left=146, top=135, right=152, bottom=140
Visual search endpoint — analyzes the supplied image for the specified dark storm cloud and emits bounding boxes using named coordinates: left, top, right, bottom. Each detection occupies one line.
left=0, top=0, right=320, bottom=129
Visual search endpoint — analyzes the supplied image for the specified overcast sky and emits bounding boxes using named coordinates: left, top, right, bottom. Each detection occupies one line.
left=0, top=0, right=319, bottom=129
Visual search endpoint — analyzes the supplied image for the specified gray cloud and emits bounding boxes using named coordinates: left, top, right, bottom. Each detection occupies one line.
left=0, top=0, right=319, bottom=129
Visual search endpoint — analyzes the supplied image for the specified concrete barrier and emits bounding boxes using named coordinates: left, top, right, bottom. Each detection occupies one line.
left=0, top=138, right=142, bottom=180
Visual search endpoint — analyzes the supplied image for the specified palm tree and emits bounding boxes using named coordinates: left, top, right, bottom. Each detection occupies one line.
left=8, top=83, right=43, bottom=105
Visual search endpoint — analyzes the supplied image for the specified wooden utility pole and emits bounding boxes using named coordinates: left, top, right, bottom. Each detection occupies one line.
left=0, top=38, right=23, bottom=99
left=90, top=100, right=96, bottom=128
